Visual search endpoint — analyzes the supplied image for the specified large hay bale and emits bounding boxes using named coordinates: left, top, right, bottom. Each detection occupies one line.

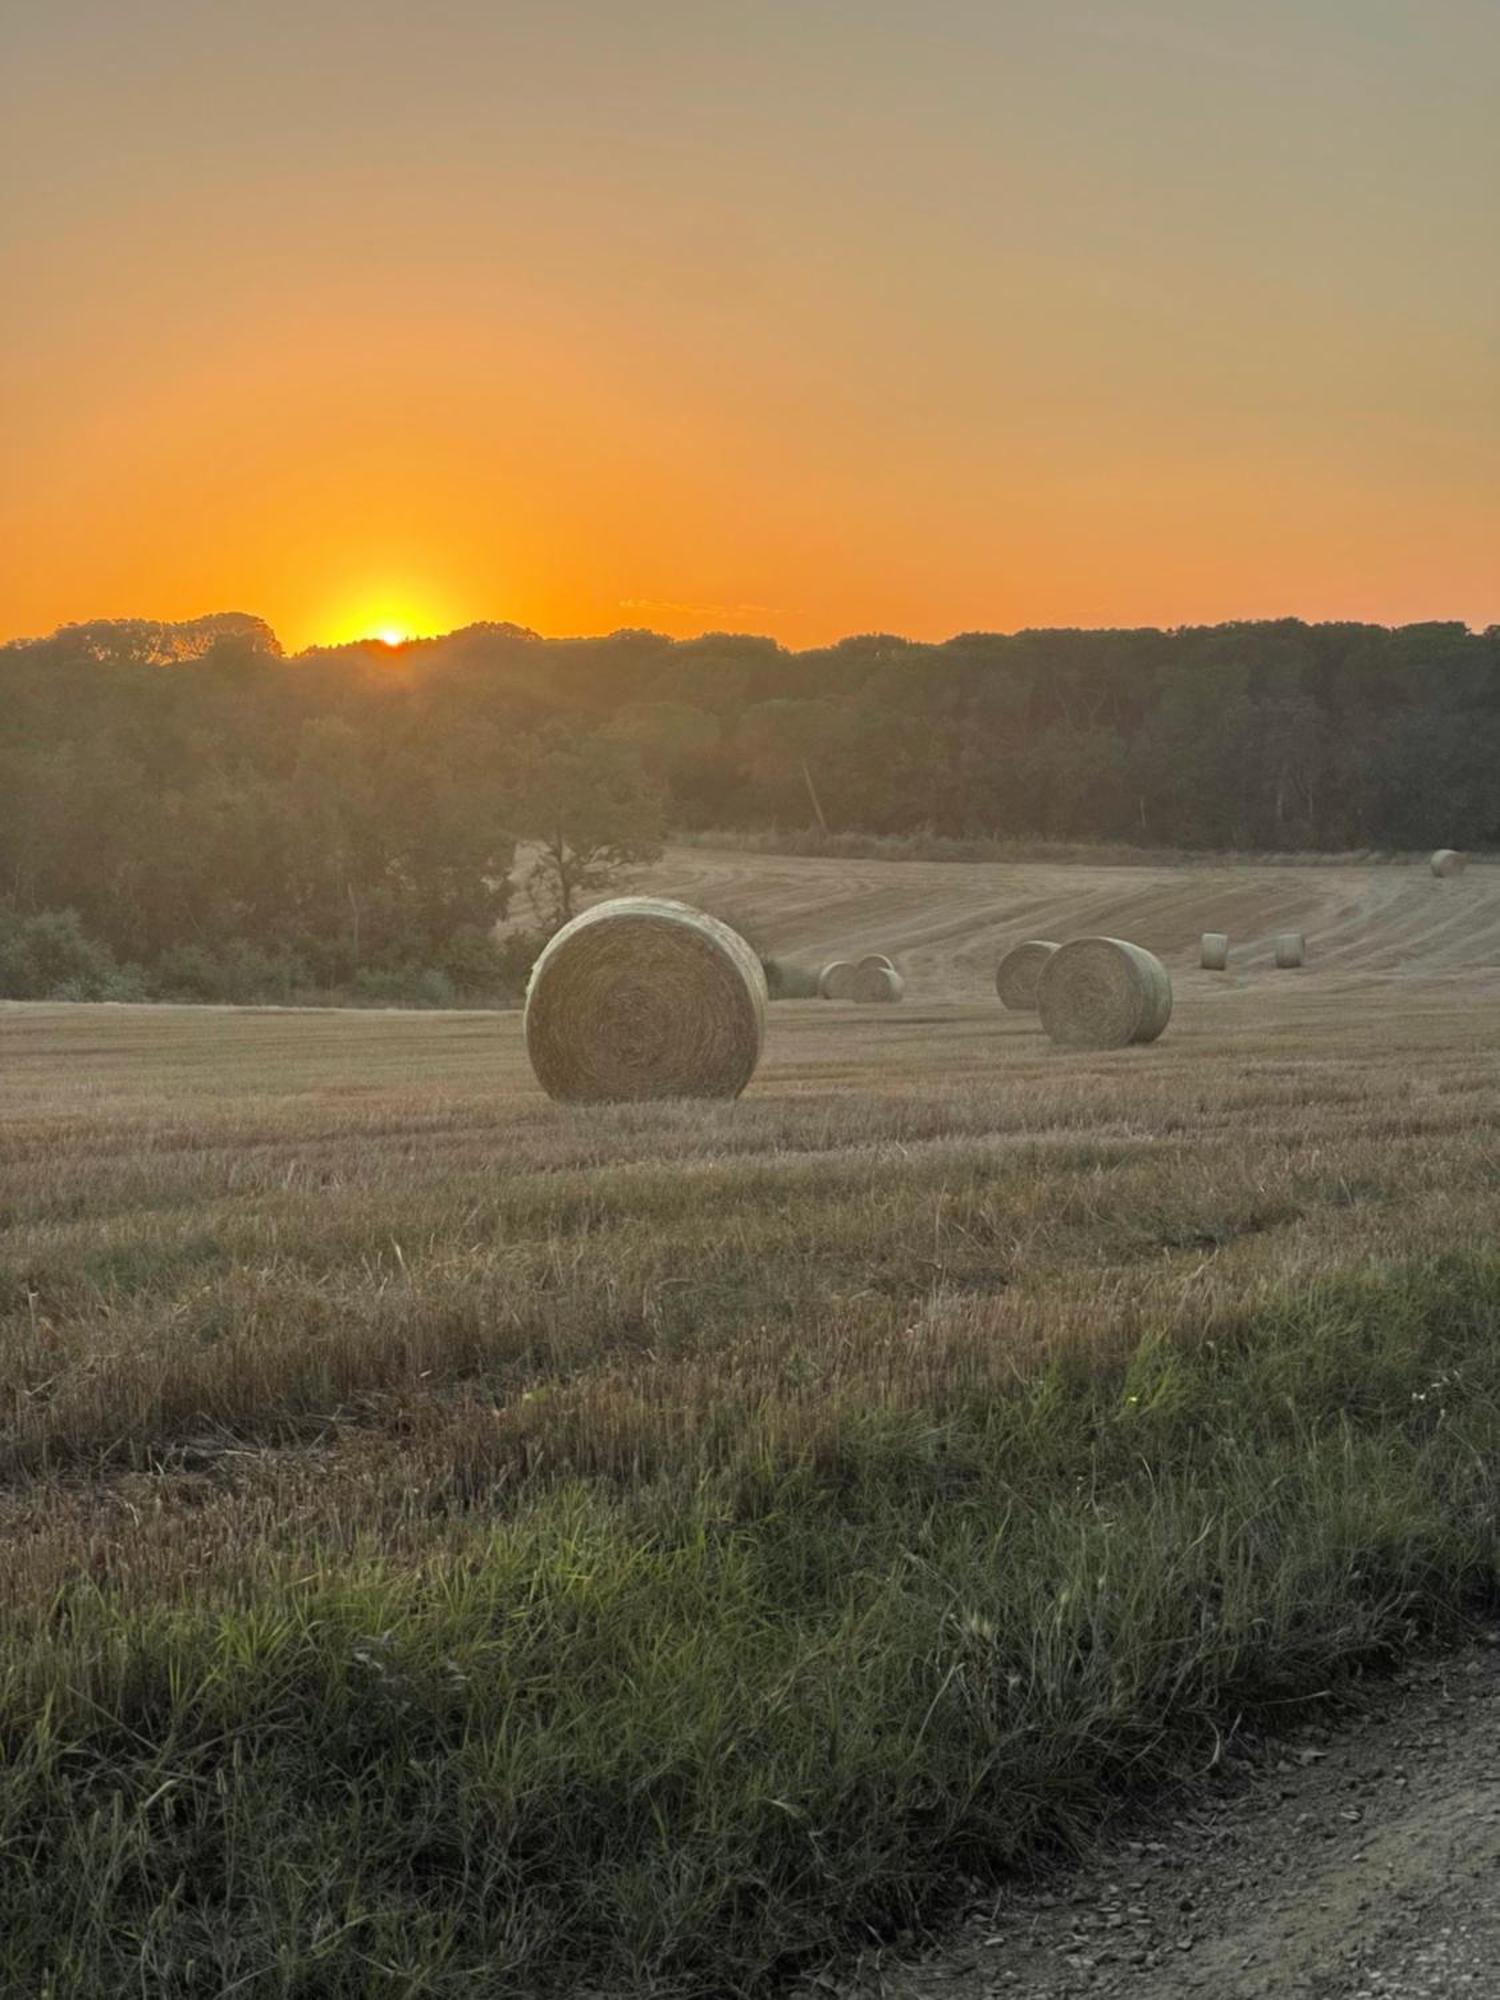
left=994, top=939, right=1059, bottom=1011
left=818, top=959, right=857, bottom=1000
left=1037, top=937, right=1172, bottom=1049
left=1274, top=931, right=1306, bottom=969
left=857, top=953, right=896, bottom=974
left=846, top=962, right=904, bottom=1003
left=525, top=897, right=766, bottom=1102
left=1200, top=932, right=1229, bottom=971
left=1431, top=848, right=1466, bottom=878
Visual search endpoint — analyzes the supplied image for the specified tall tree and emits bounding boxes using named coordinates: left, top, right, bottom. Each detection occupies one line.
left=514, top=731, right=665, bottom=931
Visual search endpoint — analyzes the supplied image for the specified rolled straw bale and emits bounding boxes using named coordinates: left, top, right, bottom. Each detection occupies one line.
left=857, top=953, right=896, bottom=974
left=1431, top=848, right=1466, bottom=879
left=525, top=897, right=766, bottom=1102
left=846, top=962, right=904, bottom=1003
left=1274, top=931, right=1306, bottom=968
left=1037, top=936, right=1172, bottom=1050
left=994, top=939, right=1059, bottom=1011
left=1200, top=932, right=1229, bottom=971
left=818, top=959, right=857, bottom=999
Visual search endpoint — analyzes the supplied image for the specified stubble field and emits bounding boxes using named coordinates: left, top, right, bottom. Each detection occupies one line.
left=3, top=851, right=1500, bottom=1997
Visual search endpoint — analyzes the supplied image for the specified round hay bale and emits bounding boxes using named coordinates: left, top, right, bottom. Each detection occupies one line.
left=1274, top=931, right=1306, bottom=969
left=857, top=953, right=896, bottom=975
left=1431, top=848, right=1466, bottom=879
left=1037, top=937, right=1172, bottom=1050
left=994, top=939, right=1059, bottom=1010
left=818, top=959, right=857, bottom=1000
left=1200, top=932, right=1229, bottom=971
left=524, top=897, right=766, bottom=1102
left=846, top=962, right=904, bottom=1003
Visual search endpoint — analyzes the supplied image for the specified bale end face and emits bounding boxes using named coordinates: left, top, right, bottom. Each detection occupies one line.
left=857, top=953, right=896, bottom=975
left=1038, top=936, right=1172, bottom=1049
left=995, top=940, right=1059, bottom=1011
left=1431, top=848, right=1467, bottom=879
left=818, top=959, right=857, bottom=1000
left=1273, top=932, right=1306, bottom=969
left=847, top=962, right=904, bottom=1003
left=525, top=897, right=767, bottom=1102
left=1200, top=932, right=1229, bottom=971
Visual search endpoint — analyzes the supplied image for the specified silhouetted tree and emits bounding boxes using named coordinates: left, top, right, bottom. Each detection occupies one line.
left=514, top=731, right=665, bottom=930
left=3, top=610, right=1499, bottom=1003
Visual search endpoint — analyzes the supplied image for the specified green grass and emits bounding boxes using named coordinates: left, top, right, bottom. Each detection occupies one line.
left=6, top=992, right=1500, bottom=1993
left=4, top=1252, right=1498, bottom=1997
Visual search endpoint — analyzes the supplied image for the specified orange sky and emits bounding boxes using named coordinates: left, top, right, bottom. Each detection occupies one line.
left=3, top=1, right=1496, bottom=653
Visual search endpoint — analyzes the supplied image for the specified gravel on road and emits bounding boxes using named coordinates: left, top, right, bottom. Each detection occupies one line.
left=793, top=1637, right=1500, bottom=2000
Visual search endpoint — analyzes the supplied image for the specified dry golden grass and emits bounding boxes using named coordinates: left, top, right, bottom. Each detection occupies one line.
left=3, top=950, right=1498, bottom=1592
left=640, top=843, right=1500, bottom=992
left=4, top=850, right=1500, bottom=1995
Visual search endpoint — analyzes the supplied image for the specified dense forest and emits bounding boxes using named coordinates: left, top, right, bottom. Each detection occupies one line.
left=2, top=612, right=1496, bottom=1001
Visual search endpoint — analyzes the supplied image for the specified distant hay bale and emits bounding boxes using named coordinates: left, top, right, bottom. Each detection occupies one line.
left=857, top=953, right=896, bottom=974
left=525, top=897, right=766, bottom=1102
left=994, top=940, right=1059, bottom=1011
left=1037, top=937, right=1172, bottom=1050
left=846, top=962, right=904, bottom=1003
left=1431, top=848, right=1466, bottom=879
left=818, top=959, right=857, bottom=999
left=1274, top=931, right=1306, bottom=968
left=1200, top=932, right=1229, bottom=971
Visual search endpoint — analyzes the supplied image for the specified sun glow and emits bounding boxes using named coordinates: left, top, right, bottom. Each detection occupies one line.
left=312, top=579, right=468, bottom=653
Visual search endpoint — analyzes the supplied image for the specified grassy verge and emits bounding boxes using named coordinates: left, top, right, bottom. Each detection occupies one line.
left=4, top=1252, right=1498, bottom=1998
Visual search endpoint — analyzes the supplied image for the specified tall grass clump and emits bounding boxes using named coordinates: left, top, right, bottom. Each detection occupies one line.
left=2, top=1252, right=1498, bottom=1997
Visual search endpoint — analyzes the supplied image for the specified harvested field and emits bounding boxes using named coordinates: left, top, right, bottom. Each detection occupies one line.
left=637, top=844, right=1500, bottom=991
left=4, top=847, right=1500, bottom=1998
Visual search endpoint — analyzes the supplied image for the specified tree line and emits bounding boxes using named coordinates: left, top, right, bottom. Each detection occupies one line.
left=1, top=612, right=1495, bottom=1000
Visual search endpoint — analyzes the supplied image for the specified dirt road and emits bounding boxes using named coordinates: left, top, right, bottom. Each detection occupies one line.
left=802, top=1640, right=1500, bottom=2000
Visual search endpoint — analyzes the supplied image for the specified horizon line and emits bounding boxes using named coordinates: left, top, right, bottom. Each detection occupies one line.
left=5, top=608, right=1496, bottom=658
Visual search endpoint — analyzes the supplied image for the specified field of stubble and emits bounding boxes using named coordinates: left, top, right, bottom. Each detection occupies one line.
left=4, top=854, right=1500, bottom=1997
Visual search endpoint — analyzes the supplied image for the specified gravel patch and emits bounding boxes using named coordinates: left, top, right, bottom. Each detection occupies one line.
left=792, top=1636, right=1500, bottom=2000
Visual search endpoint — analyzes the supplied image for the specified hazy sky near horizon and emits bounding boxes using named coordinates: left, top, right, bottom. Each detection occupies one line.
left=2, top=0, right=1496, bottom=651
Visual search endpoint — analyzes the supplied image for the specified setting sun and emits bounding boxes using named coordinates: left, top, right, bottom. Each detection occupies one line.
left=3, top=3, right=1498, bottom=1992
left=309, top=577, right=468, bottom=652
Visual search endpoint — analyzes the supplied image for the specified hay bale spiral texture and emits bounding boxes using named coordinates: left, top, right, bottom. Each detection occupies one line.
left=818, top=959, right=857, bottom=1000
left=1037, top=937, right=1172, bottom=1049
left=1274, top=932, right=1306, bottom=968
left=857, top=953, right=896, bottom=974
left=1431, top=848, right=1466, bottom=879
left=994, top=940, right=1059, bottom=1011
left=525, top=897, right=767, bottom=1102
left=846, top=962, right=904, bottom=1003
left=1200, top=932, right=1229, bottom=971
